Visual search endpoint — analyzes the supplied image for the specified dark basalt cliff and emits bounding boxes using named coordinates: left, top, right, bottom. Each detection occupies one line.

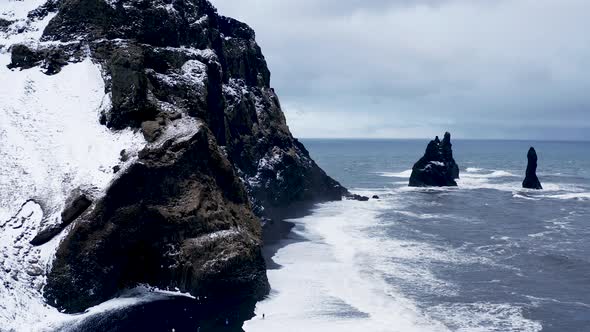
left=9, top=0, right=348, bottom=316
left=409, top=132, right=460, bottom=187
left=46, top=128, right=270, bottom=313
left=523, top=147, right=542, bottom=190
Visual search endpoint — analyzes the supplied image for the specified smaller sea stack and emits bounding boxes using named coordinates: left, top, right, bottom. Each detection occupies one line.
left=409, top=132, right=460, bottom=187
left=522, top=147, right=543, bottom=189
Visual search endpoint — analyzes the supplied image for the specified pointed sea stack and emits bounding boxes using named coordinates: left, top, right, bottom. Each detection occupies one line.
left=409, top=132, right=460, bottom=187
left=522, top=147, right=543, bottom=189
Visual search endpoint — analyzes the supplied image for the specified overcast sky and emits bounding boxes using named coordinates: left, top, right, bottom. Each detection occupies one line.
left=211, top=0, right=590, bottom=140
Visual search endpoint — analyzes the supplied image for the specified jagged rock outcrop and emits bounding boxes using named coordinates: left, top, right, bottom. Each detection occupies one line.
left=4, top=0, right=348, bottom=317
left=30, top=190, right=92, bottom=246
left=45, top=129, right=269, bottom=312
left=0, top=18, right=12, bottom=32
left=346, top=194, right=369, bottom=201
left=409, top=132, right=460, bottom=187
left=523, top=147, right=542, bottom=190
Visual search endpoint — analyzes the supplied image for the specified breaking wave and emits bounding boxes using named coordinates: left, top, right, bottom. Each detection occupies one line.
left=377, top=170, right=413, bottom=178
left=245, top=196, right=542, bottom=332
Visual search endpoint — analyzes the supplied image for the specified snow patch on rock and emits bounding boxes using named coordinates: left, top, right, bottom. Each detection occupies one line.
left=181, top=59, right=208, bottom=88
left=163, top=46, right=218, bottom=62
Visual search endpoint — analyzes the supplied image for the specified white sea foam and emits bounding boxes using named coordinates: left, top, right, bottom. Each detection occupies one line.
left=33, top=285, right=195, bottom=332
left=459, top=174, right=581, bottom=194
left=245, top=195, right=540, bottom=332
left=512, top=193, right=540, bottom=201
left=245, top=199, right=450, bottom=332
left=377, top=169, right=412, bottom=178
left=462, top=170, right=517, bottom=178
left=380, top=168, right=527, bottom=193
left=428, top=302, right=542, bottom=332
left=527, top=231, right=553, bottom=238
left=395, top=210, right=448, bottom=220
left=523, top=295, right=590, bottom=309
left=541, top=192, right=590, bottom=201
left=381, top=165, right=586, bottom=203
left=379, top=168, right=516, bottom=182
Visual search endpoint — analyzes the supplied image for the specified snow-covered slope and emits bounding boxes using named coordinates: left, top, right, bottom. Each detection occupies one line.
left=0, top=4, right=146, bottom=330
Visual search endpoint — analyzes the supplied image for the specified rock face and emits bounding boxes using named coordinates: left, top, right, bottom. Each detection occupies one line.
left=0, top=18, right=12, bottom=31
left=523, top=147, right=543, bottom=190
left=409, top=132, right=460, bottom=187
left=30, top=190, right=92, bottom=246
left=45, top=129, right=269, bottom=313
left=5, top=0, right=348, bottom=316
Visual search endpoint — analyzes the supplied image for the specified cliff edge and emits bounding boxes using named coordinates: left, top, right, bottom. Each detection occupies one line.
left=3, top=0, right=347, bottom=316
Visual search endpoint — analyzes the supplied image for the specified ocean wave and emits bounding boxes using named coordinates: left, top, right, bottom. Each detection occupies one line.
left=37, top=286, right=195, bottom=331
left=395, top=210, right=447, bottom=220
left=512, top=193, right=540, bottom=201
left=379, top=169, right=517, bottom=180
left=527, top=231, right=554, bottom=238
left=428, top=302, right=542, bottom=332
left=395, top=175, right=584, bottom=197
left=350, top=188, right=396, bottom=197
left=245, top=198, right=536, bottom=332
left=461, top=170, right=518, bottom=179
left=245, top=201, right=454, bottom=332
left=523, top=295, right=590, bottom=309
left=377, top=170, right=413, bottom=178
left=396, top=186, right=458, bottom=193
left=541, top=192, right=590, bottom=201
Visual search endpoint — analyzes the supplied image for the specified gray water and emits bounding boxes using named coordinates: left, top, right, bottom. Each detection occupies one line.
left=298, top=139, right=590, bottom=332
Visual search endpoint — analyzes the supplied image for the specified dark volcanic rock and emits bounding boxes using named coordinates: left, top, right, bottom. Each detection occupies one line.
left=45, top=129, right=269, bottom=313
left=27, top=0, right=60, bottom=21
left=30, top=224, right=64, bottom=246
left=409, top=132, right=460, bottom=187
left=346, top=194, right=369, bottom=202
left=523, top=147, right=543, bottom=190
left=0, top=18, right=12, bottom=31
left=38, top=0, right=348, bottom=318
left=141, top=120, right=162, bottom=142
left=102, top=44, right=158, bottom=129
left=31, top=190, right=92, bottom=246
left=8, top=44, right=42, bottom=70
left=61, top=190, right=92, bottom=224
left=8, top=43, right=82, bottom=75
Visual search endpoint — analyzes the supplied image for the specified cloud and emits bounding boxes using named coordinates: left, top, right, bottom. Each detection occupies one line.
left=211, top=0, right=590, bottom=140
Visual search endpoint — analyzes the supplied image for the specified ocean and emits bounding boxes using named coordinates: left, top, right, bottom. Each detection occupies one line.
left=4, top=139, right=589, bottom=331
left=244, top=139, right=590, bottom=332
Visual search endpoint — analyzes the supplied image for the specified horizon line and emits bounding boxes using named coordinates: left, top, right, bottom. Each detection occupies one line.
left=296, top=137, right=590, bottom=142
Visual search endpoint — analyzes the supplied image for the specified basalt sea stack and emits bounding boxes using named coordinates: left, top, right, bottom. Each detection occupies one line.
left=409, top=132, right=460, bottom=187
left=523, top=147, right=543, bottom=189
left=2, top=0, right=348, bottom=317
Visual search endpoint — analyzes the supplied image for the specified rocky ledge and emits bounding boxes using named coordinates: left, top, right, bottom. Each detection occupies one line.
left=523, top=147, right=543, bottom=190
left=409, top=132, right=460, bottom=187
left=5, top=0, right=348, bottom=317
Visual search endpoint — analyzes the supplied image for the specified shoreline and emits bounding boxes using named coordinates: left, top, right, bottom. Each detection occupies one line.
left=260, top=201, right=321, bottom=270
left=56, top=200, right=328, bottom=332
